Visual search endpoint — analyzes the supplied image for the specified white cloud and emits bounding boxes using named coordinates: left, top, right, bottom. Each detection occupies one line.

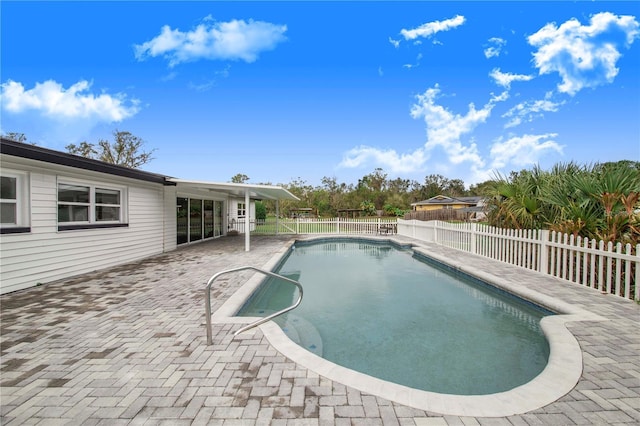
left=403, top=53, right=423, bottom=69
left=503, top=96, right=565, bottom=128
left=528, top=12, right=640, bottom=95
left=339, top=146, right=426, bottom=174
left=410, top=85, right=506, bottom=167
left=0, top=79, right=140, bottom=122
left=484, top=37, right=506, bottom=58
left=188, top=66, right=231, bottom=92
left=489, top=68, right=534, bottom=89
left=490, top=134, right=564, bottom=169
left=400, top=15, right=466, bottom=41
left=160, top=71, right=178, bottom=82
left=340, top=84, right=508, bottom=177
left=388, top=37, right=400, bottom=48
left=135, top=18, right=287, bottom=67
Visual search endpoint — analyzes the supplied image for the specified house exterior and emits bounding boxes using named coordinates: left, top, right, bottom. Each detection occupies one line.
left=411, top=195, right=483, bottom=211
left=0, top=138, right=297, bottom=294
left=407, top=195, right=486, bottom=222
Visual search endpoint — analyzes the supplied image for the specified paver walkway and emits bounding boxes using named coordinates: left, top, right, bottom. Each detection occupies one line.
left=1, top=235, right=638, bottom=425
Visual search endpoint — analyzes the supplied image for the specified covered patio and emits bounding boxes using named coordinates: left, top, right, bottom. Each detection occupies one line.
left=169, top=179, right=299, bottom=251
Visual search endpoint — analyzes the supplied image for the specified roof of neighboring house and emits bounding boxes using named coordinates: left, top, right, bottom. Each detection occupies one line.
left=411, top=195, right=483, bottom=207
left=1, top=137, right=172, bottom=185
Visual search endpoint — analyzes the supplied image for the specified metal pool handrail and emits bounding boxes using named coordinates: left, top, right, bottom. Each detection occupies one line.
left=205, top=266, right=303, bottom=344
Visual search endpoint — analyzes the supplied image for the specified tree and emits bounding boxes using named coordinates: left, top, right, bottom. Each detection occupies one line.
left=423, top=174, right=450, bottom=199
left=255, top=201, right=267, bottom=220
left=66, top=130, right=155, bottom=168
left=360, top=200, right=377, bottom=216
left=445, top=179, right=467, bottom=197
left=3, top=132, right=28, bottom=143
left=231, top=174, right=250, bottom=183
left=468, top=179, right=497, bottom=196
left=485, top=161, right=640, bottom=246
left=66, top=141, right=97, bottom=158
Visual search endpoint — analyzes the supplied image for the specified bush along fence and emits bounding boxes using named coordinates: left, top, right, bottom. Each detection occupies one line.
left=397, top=219, right=639, bottom=301
left=232, top=217, right=398, bottom=235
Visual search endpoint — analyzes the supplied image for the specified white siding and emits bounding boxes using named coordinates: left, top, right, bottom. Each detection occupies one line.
left=163, top=186, right=177, bottom=252
left=227, top=199, right=255, bottom=222
left=0, top=155, right=167, bottom=294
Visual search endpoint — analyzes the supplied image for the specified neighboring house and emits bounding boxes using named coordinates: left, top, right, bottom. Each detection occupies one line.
left=0, top=139, right=297, bottom=294
left=411, top=195, right=482, bottom=211
left=409, top=195, right=486, bottom=221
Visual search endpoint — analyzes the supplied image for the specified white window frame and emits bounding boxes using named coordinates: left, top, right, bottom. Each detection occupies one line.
left=237, top=202, right=246, bottom=218
left=0, top=170, right=29, bottom=229
left=57, top=177, right=127, bottom=226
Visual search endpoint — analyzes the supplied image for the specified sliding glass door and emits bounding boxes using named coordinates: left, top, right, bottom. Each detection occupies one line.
left=177, top=197, right=224, bottom=245
left=177, top=197, right=188, bottom=245
left=204, top=200, right=214, bottom=238
left=189, top=199, right=202, bottom=242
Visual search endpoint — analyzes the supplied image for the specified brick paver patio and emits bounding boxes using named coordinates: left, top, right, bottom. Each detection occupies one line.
left=1, top=235, right=638, bottom=425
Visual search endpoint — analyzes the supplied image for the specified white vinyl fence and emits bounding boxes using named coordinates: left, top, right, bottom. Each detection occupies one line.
left=398, top=219, right=639, bottom=301
left=233, top=217, right=398, bottom=235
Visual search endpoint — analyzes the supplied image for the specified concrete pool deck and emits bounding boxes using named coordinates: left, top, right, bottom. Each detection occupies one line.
left=1, top=235, right=639, bottom=425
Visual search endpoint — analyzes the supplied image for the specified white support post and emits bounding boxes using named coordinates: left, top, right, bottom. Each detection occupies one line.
left=245, top=189, right=250, bottom=252
left=275, top=200, right=279, bottom=235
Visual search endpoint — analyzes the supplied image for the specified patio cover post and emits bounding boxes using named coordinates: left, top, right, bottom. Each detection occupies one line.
left=276, top=200, right=279, bottom=235
left=245, top=189, right=250, bottom=251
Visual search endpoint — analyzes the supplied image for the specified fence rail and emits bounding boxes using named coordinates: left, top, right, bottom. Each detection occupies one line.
left=397, top=219, right=639, bottom=301
left=231, top=217, right=398, bottom=235
left=230, top=217, right=639, bottom=301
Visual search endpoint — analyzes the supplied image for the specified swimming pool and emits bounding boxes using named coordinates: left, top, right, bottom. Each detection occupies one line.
left=237, top=238, right=552, bottom=395
left=212, top=235, right=591, bottom=416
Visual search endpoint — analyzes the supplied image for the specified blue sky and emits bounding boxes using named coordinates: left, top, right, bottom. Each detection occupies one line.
left=2, top=1, right=639, bottom=188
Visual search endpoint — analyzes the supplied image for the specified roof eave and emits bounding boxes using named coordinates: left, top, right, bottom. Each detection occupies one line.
left=0, top=138, right=172, bottom=186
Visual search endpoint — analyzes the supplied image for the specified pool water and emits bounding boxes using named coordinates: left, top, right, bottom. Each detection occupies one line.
left=238, top=239, right=551, bottom=395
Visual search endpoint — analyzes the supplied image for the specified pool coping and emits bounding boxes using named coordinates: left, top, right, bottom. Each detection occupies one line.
left=210, top=235, right=608, bottom=417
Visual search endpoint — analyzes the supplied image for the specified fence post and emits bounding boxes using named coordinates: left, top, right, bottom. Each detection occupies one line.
left=539, top=229, right=549, bottom=275
left=433, top=221, right=438, bottom=244
left=470, top=222, right=477, bottom=254
left=296, top=217, right=300, bottom=234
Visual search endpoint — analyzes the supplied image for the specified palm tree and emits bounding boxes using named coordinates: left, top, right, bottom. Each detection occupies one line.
left=486, top=161, right=640, bottom=246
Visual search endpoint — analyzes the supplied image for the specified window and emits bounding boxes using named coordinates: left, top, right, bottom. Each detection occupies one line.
left=58, top=180, right=125, bottom=228
left=58, top=184, right=90, bottom=222
left=237, top=202, right=246, bottom=218
left=0, top=171, right=29, bottom=232
left=95, top=188, right=121, bottom=221
left=1, top=176, right=18, bottom=224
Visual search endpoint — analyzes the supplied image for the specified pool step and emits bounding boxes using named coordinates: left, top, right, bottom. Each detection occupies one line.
left=277, top=314, right=323, bottom=357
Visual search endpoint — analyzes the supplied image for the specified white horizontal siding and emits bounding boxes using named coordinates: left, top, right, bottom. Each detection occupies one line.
left=163, top=186, right=177, bottom=252
left=0, top=155, right=168, bottom=294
